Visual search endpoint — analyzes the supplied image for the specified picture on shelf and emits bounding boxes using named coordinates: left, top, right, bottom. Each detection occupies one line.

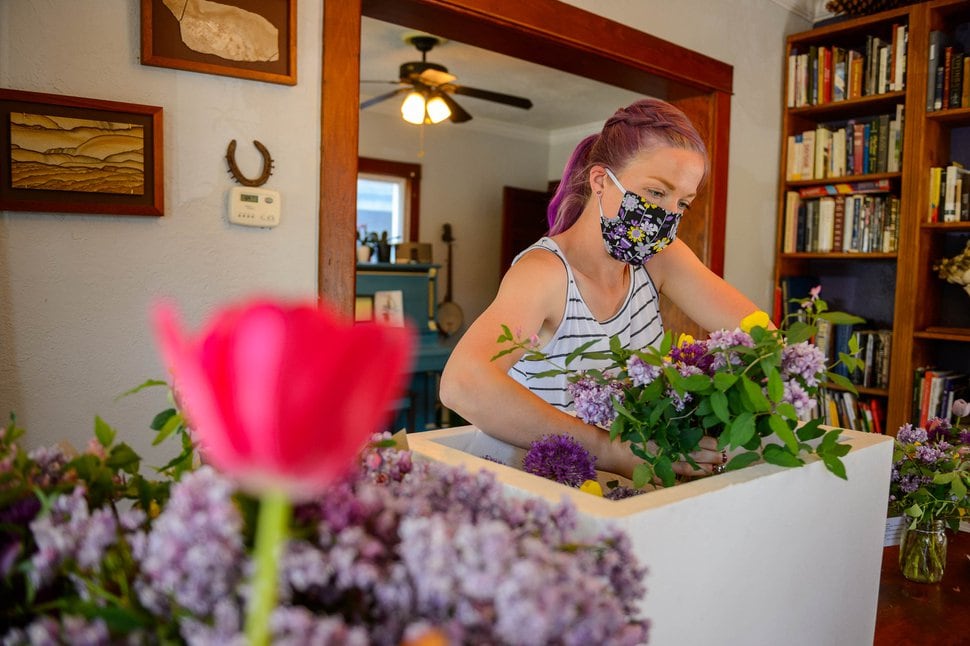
left=373, top=290, right=405, bottom=327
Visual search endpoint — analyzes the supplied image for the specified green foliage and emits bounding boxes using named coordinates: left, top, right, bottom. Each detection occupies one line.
left=0, top=382, right=199, bottom=637
left=497, top=289, right=864, bottom=488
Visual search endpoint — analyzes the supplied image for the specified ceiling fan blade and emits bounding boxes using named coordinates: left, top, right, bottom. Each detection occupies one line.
left=436, top=91, right=472, bottom=123
left=360, top=87, right=409, bottom=110
left=418, top=68, right=457, bottom=86
left=449, top=85, right=533, bottom=110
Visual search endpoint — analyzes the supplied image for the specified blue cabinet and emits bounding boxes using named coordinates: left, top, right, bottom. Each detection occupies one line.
left=356, top=263, right=454, bottom=431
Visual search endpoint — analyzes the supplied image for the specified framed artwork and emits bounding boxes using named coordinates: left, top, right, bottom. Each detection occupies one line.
left=0, top=89, right=164, bottom=216
left=141, top=0, right=297, bottom=85
left=373, top=290, right=405, bottom=327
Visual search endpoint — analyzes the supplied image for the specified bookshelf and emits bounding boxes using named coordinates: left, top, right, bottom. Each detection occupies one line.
left=775, top=0, right=970, bottom=435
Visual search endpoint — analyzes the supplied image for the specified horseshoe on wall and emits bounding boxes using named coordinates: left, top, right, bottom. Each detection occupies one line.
left=225, top=139, right=274, bottom=187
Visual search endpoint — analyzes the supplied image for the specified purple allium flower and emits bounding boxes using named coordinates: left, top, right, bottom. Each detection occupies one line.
left=568, top=375, right=624, bottom=427
left=133, top=466, right=244, bottom=618
left=626, top=355, right=660, bottom=387
left=669, top=341, right=715, bottom=374
left=781, top=341, right=826, bottom=387
left=522, top=434, right=597, bottom=487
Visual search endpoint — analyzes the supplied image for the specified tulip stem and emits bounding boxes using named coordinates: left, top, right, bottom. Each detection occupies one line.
left=245, top=487, right=291, bottom=646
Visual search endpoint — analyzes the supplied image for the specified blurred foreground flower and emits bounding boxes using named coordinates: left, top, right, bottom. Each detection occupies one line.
left=153, top=298, right=414, bottom=645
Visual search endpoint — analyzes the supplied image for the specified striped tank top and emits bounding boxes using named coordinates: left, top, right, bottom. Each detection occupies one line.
left=508, top=237, right=664, bottom=411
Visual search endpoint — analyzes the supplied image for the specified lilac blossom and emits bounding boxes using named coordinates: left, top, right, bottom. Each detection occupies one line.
left=626, top=355, right=660, bottom=386
left=2, top=614, right=111, bottom=646
left=704, top=329, right=754, bottom=370
left=782, top=379, right=815, bottom=418
left=780, top=341, right=826, bottom=387
left=896, top=424, right=928, bottom=445
left=522, top=434, right=597, bottom=487
left=28, top=486, right=119, bottom=589
left=132, top=466, right=245, bottom=618
left=568, top=375, right=624, bottom=427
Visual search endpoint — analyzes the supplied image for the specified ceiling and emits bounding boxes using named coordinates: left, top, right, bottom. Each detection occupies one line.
left=359, top=17, right=646, bottom=134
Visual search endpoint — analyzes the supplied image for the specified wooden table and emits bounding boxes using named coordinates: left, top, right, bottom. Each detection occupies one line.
left=874, top=529, right=970, bottom=645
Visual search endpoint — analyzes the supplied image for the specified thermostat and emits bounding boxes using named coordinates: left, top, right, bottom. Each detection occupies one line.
left=228, top=186, right=281, bottom=228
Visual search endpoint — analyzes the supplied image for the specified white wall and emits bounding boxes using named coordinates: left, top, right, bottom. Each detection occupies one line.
left=0, top=1, right=323, bottom=463
left=1, top=0, right=813, bottom=459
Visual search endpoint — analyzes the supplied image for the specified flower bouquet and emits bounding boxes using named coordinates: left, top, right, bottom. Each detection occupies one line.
left=494, top=290, right=865, bottom=488
left=0, top=299, right=649, bottom=645
left=889, top=403, right=970, bottom=582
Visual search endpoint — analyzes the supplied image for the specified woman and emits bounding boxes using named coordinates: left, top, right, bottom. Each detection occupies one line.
left=439, top=98, right=762, bottom=480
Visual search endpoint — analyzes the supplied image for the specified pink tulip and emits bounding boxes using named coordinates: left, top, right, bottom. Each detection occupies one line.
left=153, top=298, right=415, bottom=498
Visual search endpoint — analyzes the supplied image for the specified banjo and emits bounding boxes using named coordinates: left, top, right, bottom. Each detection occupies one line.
left=436, top=223, right=464, bottom=336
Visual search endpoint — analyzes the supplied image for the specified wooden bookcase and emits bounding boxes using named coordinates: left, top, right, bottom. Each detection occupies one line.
left=774, top=0, right=970, bottom=435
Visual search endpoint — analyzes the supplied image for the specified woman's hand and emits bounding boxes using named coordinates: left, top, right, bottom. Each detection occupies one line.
left=671, top=435, right=727, bottom=477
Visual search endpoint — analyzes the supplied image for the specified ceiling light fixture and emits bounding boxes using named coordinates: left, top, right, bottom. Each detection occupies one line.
left=400, top=89, right=452, bottom=125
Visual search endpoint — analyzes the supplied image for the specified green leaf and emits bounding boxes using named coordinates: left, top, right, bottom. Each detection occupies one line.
left=564, top=339, right=601, bottom=366
left=766, top=369, right=784, bottom=403
left=710, top=390, right=730, bottom=424
left=741, top=377, right=771, bottom=412
left=152, top=411, right=185, bottom=446
left=826, top=371, right=857, bottom=392
left=94, top=416, right=116, bottom=448
left=713, top=372, right=738, bottom=391
left=821, top=454, right=848, bottom=479
left=150, top=408, right=177, bottom=431
left=725, top=451, right=761, bottom=471
left=819, top=311, right=866, bottom=325
left=678, top=374, right=712, bottom=392
left=727, top=411, right=756, bottom=448
left=785, top=320, right=815, bottom=344
left=107, top=442, right=141, bottom=475
left=490, top=347, right=518, bottom=361
left=768, top=415, right=799, bottom=453
left=796, top=418, right=825, bottom=442
left=659, top=332, right=673, bottom=356
left=762, top=444, right=804, bottom=468
left=775, top=402, right=798, bottom=421
left=633, top=462, right=653, bottom=489
left=115, top=378, right=168, bottom=400
left=654, top=456, right=676, bottom=487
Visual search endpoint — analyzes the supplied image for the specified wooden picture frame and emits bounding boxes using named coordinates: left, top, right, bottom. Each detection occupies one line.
left=141, top=0, right=297, bottom=86
left=0, top=89, right=164, bottom=217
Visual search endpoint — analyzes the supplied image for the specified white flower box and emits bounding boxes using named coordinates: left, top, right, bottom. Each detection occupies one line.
left=408, top=425, right=894, bottom=646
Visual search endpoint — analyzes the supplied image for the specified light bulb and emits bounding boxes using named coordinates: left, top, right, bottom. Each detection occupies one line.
left=401, top=91, right=426, bottom=125
left=426, top=95, right=451, bottom=124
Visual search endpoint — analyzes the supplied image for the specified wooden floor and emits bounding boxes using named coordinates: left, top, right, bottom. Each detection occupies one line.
left=874, top=529, right=970, bottom=645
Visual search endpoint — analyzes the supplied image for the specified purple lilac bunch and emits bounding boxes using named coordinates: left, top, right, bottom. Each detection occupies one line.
left=522, top=434, right=598, bottom=487
left=889, top=407, right=970, bottom=531
left=2, top=407, right=649, bottom=646
left=496, top=289, right=864, bottom=489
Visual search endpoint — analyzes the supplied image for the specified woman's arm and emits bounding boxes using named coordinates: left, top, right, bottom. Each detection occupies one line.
left=439, top=251, right=641, bottom=477
left=646, top=239, right=763, bottom=332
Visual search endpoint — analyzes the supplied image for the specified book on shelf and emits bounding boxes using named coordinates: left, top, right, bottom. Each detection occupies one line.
left=928, top=163, right=970, bottom=223
left=927, top=30, right=946, bottom=110
left=777, top=275, right=818, bottom=325
left=785, top=193, right=898, bottom=253
left=817, top=387, right=886, bottom=433
left=785, top=111, right=902, bottom=182
left=795, top=178, right=891, bottom=198
left=787, top=29, right=906, bottom=108
left=914, top=368, right=969, bottom=427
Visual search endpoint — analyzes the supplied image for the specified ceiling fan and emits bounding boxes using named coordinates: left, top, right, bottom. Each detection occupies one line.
left=360, top=35, right=533, bottom=124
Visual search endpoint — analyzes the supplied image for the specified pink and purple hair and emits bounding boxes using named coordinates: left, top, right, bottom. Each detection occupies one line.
left=546, top=98, right=709, bottom=235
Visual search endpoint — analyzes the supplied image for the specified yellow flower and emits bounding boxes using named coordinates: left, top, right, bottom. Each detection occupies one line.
left=579, top=480, right=604, bottom=496
left=626, top=226, right=645, bottom=242
left=740, top=310, right=770, bottom=333
left=677, top=333, right=695, bottom=347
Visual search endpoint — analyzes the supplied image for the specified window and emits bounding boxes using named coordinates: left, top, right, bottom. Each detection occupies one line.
left=357, top=157, right=421, bottom=243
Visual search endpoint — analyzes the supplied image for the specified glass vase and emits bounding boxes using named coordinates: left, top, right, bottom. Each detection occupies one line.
left=898, top=519, right=947, bottom=584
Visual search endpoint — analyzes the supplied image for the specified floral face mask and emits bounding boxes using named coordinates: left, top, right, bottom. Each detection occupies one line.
left=598, top=167, right=682, bottom=265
